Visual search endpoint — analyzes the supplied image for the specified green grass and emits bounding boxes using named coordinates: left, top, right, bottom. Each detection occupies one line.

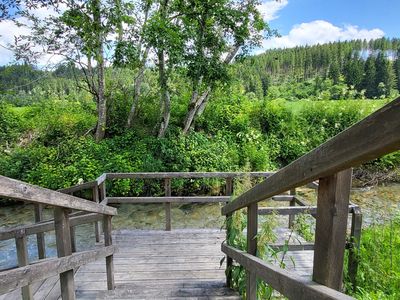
left=344, top=213, right=400, bottom=299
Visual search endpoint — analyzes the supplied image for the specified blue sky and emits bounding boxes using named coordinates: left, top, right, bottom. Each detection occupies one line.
left=257, top=0, right=397, bottom=51
left=271, top=0, right=399, bottom=38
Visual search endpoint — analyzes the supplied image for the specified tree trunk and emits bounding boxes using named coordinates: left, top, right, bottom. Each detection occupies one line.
left=93, top=0, right=106, bottom=142
left=126, top=47, right=149, bottom=128
left=157, top=49, right=170, bottom=138
left=182, top=87, right=210, bottom=135
left=182, top=45, right=241, bottom=134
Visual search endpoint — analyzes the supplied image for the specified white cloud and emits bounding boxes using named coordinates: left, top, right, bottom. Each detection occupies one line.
left=0, top=6, right=64, bottom=66
left=258, top=0, right=289, bottom=22
left=261, top=20, right=385, bottom=51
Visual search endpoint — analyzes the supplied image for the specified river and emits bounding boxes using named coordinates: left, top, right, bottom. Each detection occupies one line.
left=1, top=183, right=399, bottom=270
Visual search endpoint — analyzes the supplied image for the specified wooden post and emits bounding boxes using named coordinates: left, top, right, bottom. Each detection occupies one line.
left=15, top=232, right=33, bottom=300
left=164, top=178, right=172, bottom=231
left=246, top=202, right=258, bottom=299
left=103, top=215, right=115, bottom=290
left=348, top=206, right=362, bottom=291
left=54, top=207, right=75, bottom=300
left=312, top=169, right=352, bottom=291
left=225, top=177, right=233, bottom=288
left=288, top=189, right=296, bottom=228
left=34, top=204, right=46, bottom=259
left=68, top=193, right=77, bottom=253
left=99, top=182, right=106, bottom=234
left=93, top=186, right=101, bottom=242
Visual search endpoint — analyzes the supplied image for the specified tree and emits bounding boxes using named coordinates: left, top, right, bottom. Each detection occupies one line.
left=343, top=54, right=364, bottom=90
left=375, top=52, right=396, bottom=97
left=9, top=0, right=124, bottom=141
left=328, top=60, right=340, bottom=84
left=180, top=0, right=269, bottom=135
left=362, top=56, right=377, bottom=98
left=394, top=49, right=400, bottom=92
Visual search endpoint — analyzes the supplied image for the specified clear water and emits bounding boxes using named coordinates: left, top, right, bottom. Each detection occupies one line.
left=1, top=184, right=399, bottom=270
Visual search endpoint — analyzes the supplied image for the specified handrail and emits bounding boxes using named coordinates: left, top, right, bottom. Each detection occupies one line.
left=0, top=175, right=117, bottom=299
left=222, top=97, right=400, bottom=215
left=222, top=97, right=400, bottom=299
left=0, top=246, right=115, bottom=295
left=57, top=180, right=97, bottom=194
left=0, top=175, right=116, bottom=216
left=106, top=171, right=274, bottom=179
left=222, top=244, right=353, bottom=300
left=0, top=213, right=102, bottom=241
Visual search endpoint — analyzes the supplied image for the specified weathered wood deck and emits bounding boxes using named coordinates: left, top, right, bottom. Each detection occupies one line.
left=76, top=229, right=239, bottom=299
left=0, top=227, right=316, bottom=300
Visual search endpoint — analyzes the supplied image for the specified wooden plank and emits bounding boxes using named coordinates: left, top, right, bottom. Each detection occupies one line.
left=57, top=181, right=97, bottom=194
left=0, top=176, right=116, bottom=216
left=0, top=213, right=103, bottom=241
left=222, top=97, right=400, bottom=215
left=107, top=196, right=230, bottom=204
left=289, top=189, right=296, bottom=228
left=246, top=203, right=258, bottom=300
left=259, top=206, right=317, bottom=216
left=222, top=243, right=354, bottom=300
left=15, top=234, right=33, bottom=300
left=0, top=247, right=115, bottom=295
left=271, top=195, right=295, bottom=201
left=165, top=178, right=172, bottom=231
left=96, top=173, right=107, bottom=186
left=103, top=215, right=115, bottom=290
left=34, top=204, right=46, bottom=259
left=269, top=243, right=314, bottom=251
left=347, top=206, right=362, bottom=291
left=106, top=172, right=274, bottom=179
left=92, top=186, right=101, bottom=243
left=225, top=177, right=233, bottom=288
left=313, top=169, right=352, bottom=290
left=54, top=207, right=75, bottom=300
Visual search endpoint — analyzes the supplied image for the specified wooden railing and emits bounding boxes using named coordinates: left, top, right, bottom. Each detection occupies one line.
left=221, top=97, right=400, bottom=299
left=0, top=176, right=117, bottom=300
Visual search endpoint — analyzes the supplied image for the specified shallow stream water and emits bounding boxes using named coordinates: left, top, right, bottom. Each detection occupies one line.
left=0, top=183, right=399, bottom=270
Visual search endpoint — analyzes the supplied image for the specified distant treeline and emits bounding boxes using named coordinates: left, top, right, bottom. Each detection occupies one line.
left=236, top=38, right=400, bottom=99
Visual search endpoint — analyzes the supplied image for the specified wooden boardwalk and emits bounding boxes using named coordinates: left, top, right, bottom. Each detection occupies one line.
left=0, top=227, right=315, bottom=300
left=75, top=229, right=239, bottom=299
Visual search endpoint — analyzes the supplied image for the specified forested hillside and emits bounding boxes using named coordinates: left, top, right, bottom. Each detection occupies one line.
left=237, top=38, right=400, bottom=100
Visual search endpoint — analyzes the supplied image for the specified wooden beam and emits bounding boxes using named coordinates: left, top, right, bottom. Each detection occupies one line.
left=288, top=189, right=296, bottom=228
left=271, top=195, right=295, bottom=201
left=258, top=206, right=316, bottom=215
left=0, top=246, right=114, bottom=295
left=246, top=203, right=258, bottom=300
left=348, top=207, right=362, bottom=291
left=313, top=169, right=352, bottom=290
left=164, top=178, right=172, bottom=231
left=106, top=172, right=274, bottom=179
left=54, top=207, right=75, bottom=300
left=222, top=243, right=354, bottom=300
left=225, top=177, right=234, bottom=288
left=0, top=176, right=116, bottom=216
left=106, top=196, right=230, bottom=204
left=15, top=234, right=33, bottom=300
left=222, top=97, right=400, bottom=215
left=57, top=181, right=97, bottom=194
left=0, top=213, right=103, bottom=241
left=92, top=186, right=101, bottom=243
left=34, top=204, right=46, bottom=259
left=103, top=215, right=115, bottom=290
left=269, top=243, right=315, bottom=251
